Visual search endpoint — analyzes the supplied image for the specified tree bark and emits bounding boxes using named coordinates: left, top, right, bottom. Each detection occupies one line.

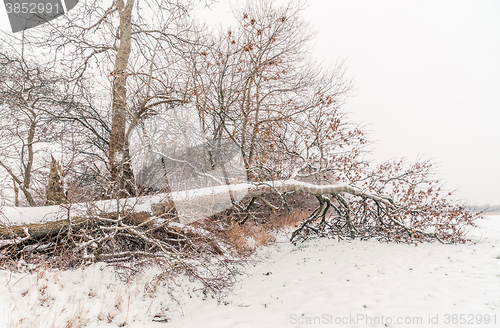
left=46, top=155, right=66, bottom=205
left=109, top=0, right=136, bottom=197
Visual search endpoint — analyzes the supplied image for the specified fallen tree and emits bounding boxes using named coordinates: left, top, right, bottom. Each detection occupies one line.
left=0, top=167, right=482, bottom=299
left=238, top=178, right=480, bottom=245
left=0, top=176, right=480, bottom=253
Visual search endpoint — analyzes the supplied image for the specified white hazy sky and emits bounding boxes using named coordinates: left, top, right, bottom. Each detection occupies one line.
left=1, top=1, right=499, bottom=205
left=195, top=0, right=500, bottom=206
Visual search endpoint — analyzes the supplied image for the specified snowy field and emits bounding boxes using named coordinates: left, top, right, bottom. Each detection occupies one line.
left=1, top=215, right=499, bottom=328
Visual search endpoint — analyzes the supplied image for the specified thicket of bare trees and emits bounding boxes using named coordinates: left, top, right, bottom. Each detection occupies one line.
left=0, top=50, right=80, bottom=206
left=0, top=0, right=482, bottom=282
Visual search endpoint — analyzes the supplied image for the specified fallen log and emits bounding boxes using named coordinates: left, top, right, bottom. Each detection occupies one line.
left=0, top=179, right=478, bottom=247
left=0, top=216, right=89, bottom=241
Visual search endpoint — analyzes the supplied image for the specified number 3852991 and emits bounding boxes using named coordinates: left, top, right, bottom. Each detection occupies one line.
left=5, top=2, right=62, bottom=14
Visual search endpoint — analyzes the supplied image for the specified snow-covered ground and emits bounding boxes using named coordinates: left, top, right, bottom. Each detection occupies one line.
left=1, top=216, right=499, bottom=328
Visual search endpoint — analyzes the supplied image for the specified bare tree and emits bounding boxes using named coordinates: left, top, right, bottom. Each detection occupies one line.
left=2, top=0, right=201, bottom=197
left=108, top=0, right=136, bottom=196
left=177, top=0, right=480, bottom=243
left=0, top=49, right=76, bottom=206
left=185, top=0, right=355, bottom=182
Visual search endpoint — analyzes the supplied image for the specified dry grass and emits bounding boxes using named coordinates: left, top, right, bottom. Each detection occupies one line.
left=220, top=223, right=273, bottom=256
left=266, top=210, right=310, bottom=231
left=210, top=210, right=307, bottom=256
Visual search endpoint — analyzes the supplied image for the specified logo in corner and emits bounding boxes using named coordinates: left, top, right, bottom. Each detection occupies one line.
left=3, top=0, right=79, bottom=33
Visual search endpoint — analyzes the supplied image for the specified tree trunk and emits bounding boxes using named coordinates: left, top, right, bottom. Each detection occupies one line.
left=0, top=179, right=465, bottom=246
left=109, top=0, right=136, bottom=197
left=0, top=160, right=36, bottom=206
left=46, top=155, right=66, bottom=205
left=12, top=178, right=19, bottom=207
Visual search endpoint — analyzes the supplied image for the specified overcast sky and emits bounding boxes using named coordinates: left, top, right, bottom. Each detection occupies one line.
left=196, top=0, right=500, bottom=206
left=1, top=1, right=499, bottom=205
